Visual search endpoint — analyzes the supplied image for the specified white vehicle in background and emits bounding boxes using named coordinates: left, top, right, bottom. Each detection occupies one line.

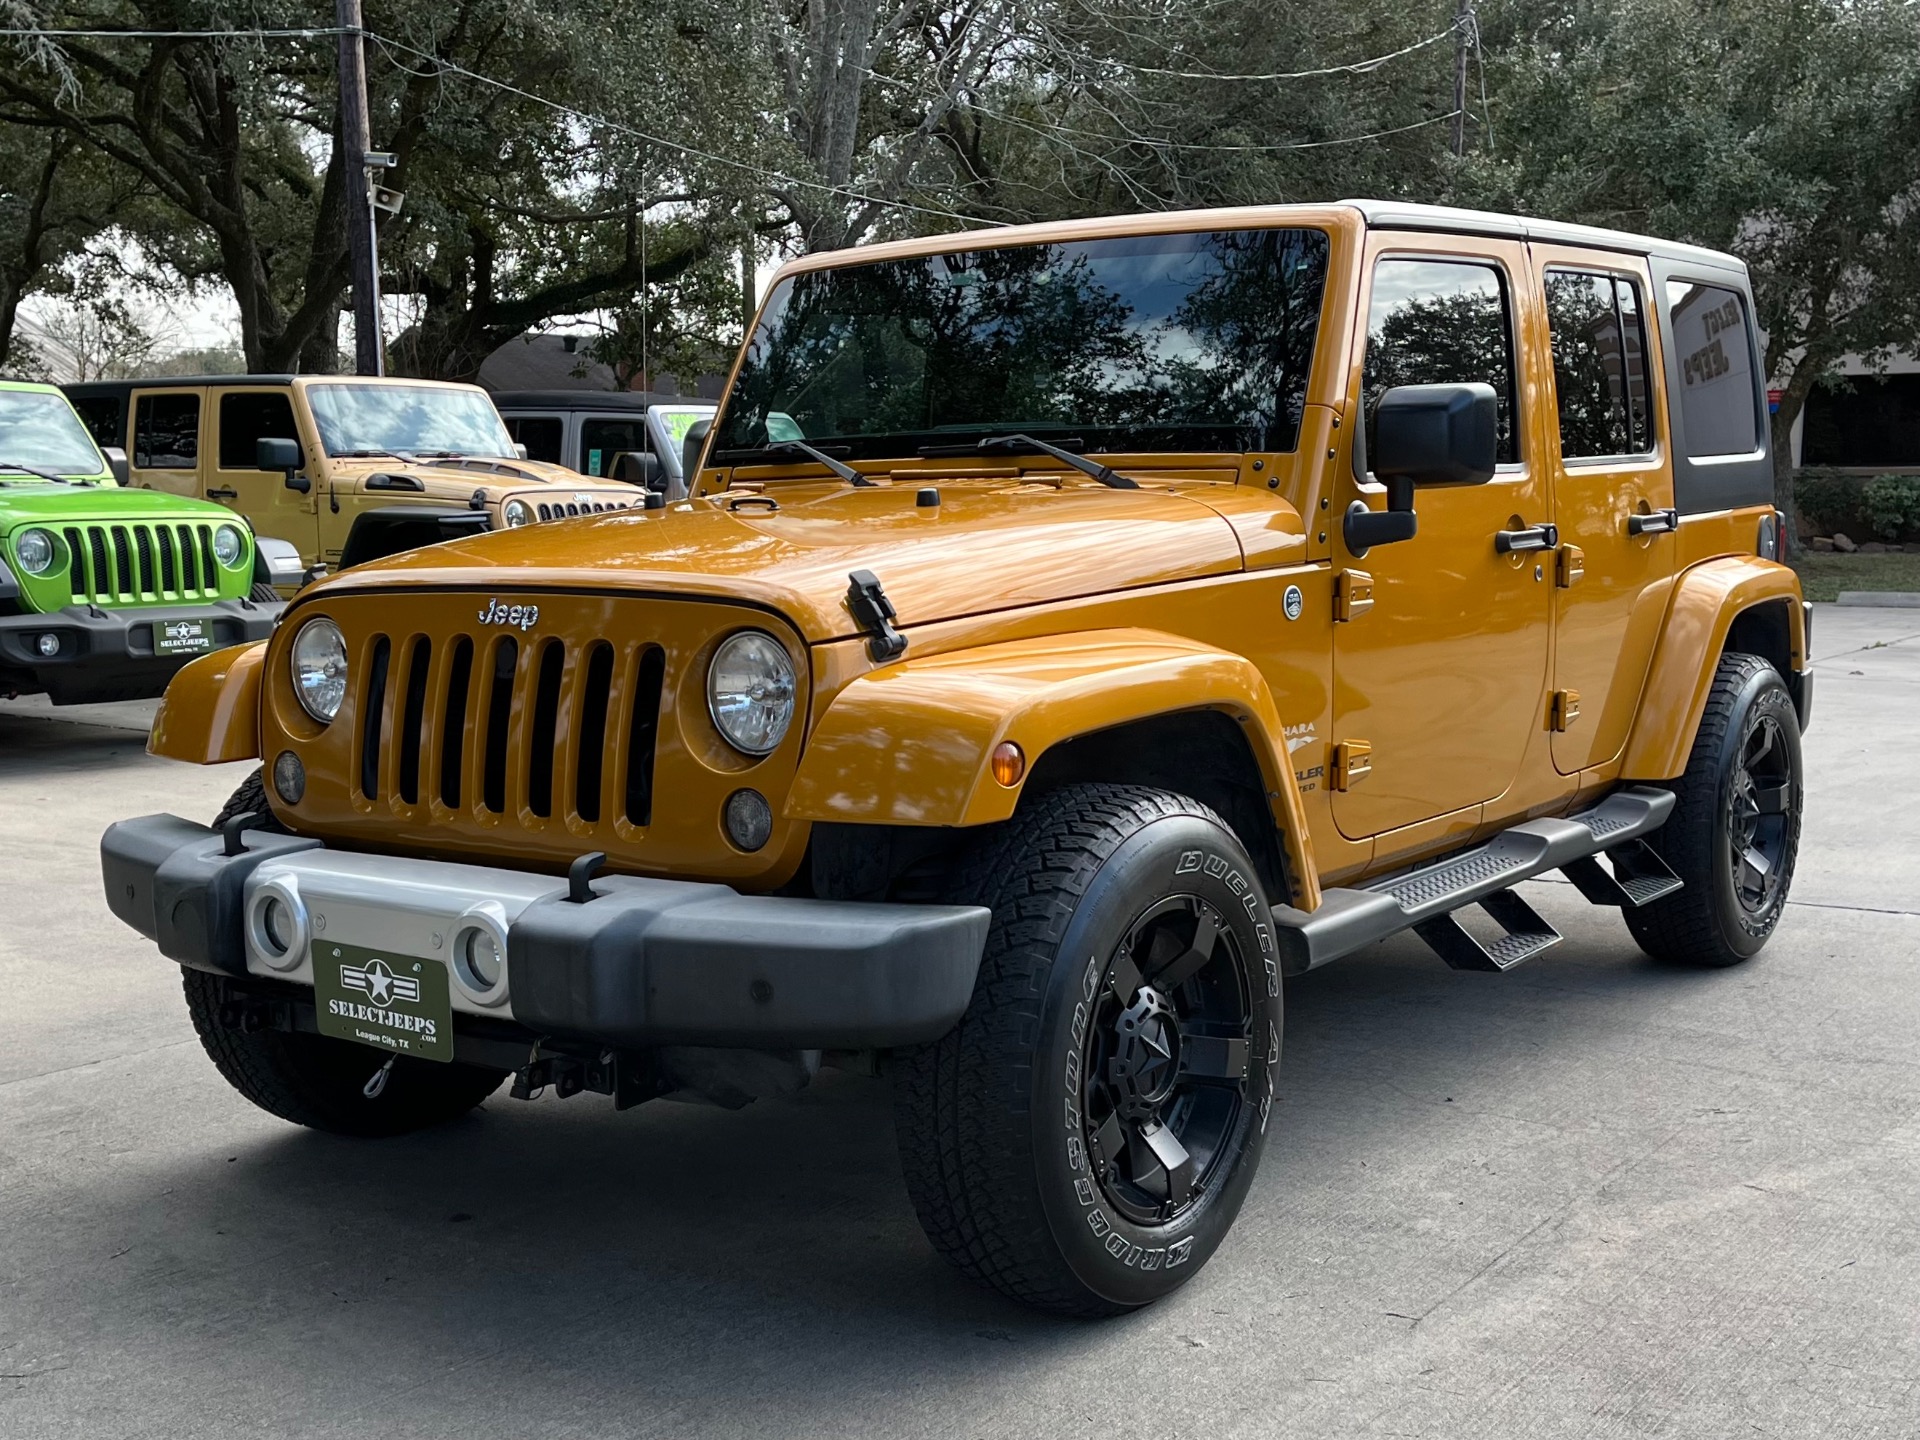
left=492, top=391, right=718, bottom=499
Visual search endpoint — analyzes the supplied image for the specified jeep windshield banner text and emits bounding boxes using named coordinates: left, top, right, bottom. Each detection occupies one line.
left=718, top=227, right=1331, bottom=461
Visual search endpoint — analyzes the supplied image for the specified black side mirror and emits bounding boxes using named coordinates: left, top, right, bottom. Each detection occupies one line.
left=681, top=418, right=712, bottom=492
left=257, top=436, right=310, bottom=493
left=1345, top=383, right=1498, bottom=553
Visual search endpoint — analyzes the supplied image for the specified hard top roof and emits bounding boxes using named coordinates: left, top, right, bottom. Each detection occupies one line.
left=776, top=200, right=1745, bottom=280
left=62, top=374, right=492, bottom=396
left=490, top=390, right=716, bottom=411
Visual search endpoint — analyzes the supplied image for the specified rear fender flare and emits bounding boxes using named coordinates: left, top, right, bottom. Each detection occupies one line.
left=1621, top=557, right=1806, bottom=780
left=786, top=628, right=1321, bottom=910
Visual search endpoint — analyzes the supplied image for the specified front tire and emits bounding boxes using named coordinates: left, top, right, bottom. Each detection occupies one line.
left=1626, top=652, right=1803, bottom=967
left=893, top=785, right=1283, bottom=1316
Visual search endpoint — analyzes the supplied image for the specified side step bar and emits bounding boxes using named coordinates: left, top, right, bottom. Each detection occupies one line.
left=1273, top=786, right=1678, bottom=975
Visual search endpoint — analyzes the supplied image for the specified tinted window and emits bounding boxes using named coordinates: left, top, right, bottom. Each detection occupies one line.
left=722, top=227, right=1332, bottom=458
left=581, top=418, right=648, bottom=476
left=505, top=415, right=564, bottom=463
left=69, top=394, right=124, bottom=449
left=1667, top=282, right=1758, bottom=457
left=218, top=391, right=299, bottom=469
left=1363, top=259, right=1518, bottom=466
left=1545, top=270, right=1653, bottom=459
left=134, top=393, right=200, bottom=469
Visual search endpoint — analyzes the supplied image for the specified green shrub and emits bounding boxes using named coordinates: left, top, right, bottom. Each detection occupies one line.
left=1862, top=474, right=1920, bottom=541
left=1793, top=468, right=1867, bottom=535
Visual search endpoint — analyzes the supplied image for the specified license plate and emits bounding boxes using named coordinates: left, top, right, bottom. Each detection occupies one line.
left=311, top=942, right=453, bottom=1063
left=153, top=617, right=214, bottom=657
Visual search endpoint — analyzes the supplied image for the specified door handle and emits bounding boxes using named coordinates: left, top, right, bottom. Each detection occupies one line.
left=206, top=487, right=238, bottom=500
left=1627, top=507, right=1679, bottom=536
left=1495, top=521, right=1559, bottom=554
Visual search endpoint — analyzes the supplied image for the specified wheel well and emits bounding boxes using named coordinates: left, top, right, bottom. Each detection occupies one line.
left=1022, top=709, right=1294, bottom=906
left=1725, top=599, right=1793, bottom=678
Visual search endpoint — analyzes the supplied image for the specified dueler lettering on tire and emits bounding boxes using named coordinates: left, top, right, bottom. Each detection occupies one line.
left=894, top=784, right=1284, bottom=1316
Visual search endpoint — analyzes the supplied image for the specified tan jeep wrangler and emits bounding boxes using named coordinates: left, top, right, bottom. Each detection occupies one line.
left=103, top=202, right=1808, bottom=1316
left=66, top=375, right=647, bottom=578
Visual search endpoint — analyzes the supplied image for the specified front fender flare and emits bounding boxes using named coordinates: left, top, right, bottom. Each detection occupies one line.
left=1621, top=556, right=1806, bottom=780
left=149, top=640, right=265, bottom=764
left=787, top=628, right=1321, bottom=910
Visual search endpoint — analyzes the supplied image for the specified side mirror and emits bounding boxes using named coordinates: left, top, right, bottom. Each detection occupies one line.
left=514, top=442, right=530, bottom=461
left=103, top=446, right=129, bottom=485
left=257, top=436, right=310, bottom=493
left=611, top=450, right=664, bottom=491
left=1345, top=383, right=1498, bottom=553
left=681, top=418, right=712, bottom=491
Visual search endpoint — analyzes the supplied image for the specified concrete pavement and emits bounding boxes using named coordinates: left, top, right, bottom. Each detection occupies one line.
left=1, top=605, right=1916, bottom=1439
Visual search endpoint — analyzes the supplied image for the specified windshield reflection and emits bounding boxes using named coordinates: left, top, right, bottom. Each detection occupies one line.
left=0, top=390, right=106, bottom=476
left=307, top=384, right=515, bottom=458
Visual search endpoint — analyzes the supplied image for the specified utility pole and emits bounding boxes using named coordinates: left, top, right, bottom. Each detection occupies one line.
left=1451, top=0, right=1472, bottom=158
left=336, top=0, right=383, bottom=375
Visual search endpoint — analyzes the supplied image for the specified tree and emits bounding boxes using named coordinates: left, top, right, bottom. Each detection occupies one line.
left=1466, top=0, right=1920, bottom=521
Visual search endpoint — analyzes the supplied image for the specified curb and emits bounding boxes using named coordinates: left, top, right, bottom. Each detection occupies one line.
left=1834, top=591, right=1920, bottom=608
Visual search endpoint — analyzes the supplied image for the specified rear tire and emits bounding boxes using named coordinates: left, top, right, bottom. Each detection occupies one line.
left=893, top=784, right=1282, bottom=1316
left=191, top=772, right=507, bottom=1135
left=1626, top=652, right=1803, bottom=967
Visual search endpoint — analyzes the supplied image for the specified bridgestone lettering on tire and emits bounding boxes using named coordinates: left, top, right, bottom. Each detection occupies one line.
left=1627, top=652, right=1804, bottom=967
left=893, top=784, right=1283, bottom=1316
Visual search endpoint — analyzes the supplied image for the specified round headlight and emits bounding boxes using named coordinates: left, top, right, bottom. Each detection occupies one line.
left=290, top=618, right=349, bottom=723
left=14, top=528, right=55, bottom=576
left=503, top=499, right=533, bottom=528
left=212, top=524, right=246, bottom=567
left=707, top=631, right=796, bottom=756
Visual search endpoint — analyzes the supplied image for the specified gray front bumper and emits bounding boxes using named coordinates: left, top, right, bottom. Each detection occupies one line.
left=100, top=814, right=989, bottom=1049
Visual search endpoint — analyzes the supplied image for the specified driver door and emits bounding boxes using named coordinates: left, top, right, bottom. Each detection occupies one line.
left=209, top=386, right=320, bottom=563
left=1330, top=236, right=1553, bottom=841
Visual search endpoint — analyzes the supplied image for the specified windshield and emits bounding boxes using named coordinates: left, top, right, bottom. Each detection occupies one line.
left=0, top=389, right=107, bottom=477
left=306, top=384, right=515, bottom=458
left=719, top=228, right=1330, bottom=462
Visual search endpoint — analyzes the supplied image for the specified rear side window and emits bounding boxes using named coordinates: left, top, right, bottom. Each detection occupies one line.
left=70, top=394, right=124, bottom=449
left=1667, top=281, right=1759, bottom=457
left=1363, top=258, right=1519, bottom=466
left=1545, top=270, right=1653, bottom=459
left=505, top=415, right=563, bottom=463
left=218, top=392, right=299, bottom=469
left=133, top=393, right=199, bottom=469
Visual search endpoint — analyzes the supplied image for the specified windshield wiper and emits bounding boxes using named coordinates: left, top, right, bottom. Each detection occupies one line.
left=0, top=460, right=76, bottom=485
left=918, top=434, right=1138, bottom=489
left=760, top=438, right=874, bottom=487
left=336, top=448, right=419, bottom=462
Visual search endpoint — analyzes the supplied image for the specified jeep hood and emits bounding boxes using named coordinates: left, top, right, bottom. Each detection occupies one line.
left=0, top=479, right=233, bottom=527
left=309, top=481, right=1267, bottom=641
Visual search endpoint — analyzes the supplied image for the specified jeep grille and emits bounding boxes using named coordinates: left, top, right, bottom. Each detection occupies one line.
left=534, top=499, right=632, bottom=521
left=61, top=521, right=223, bottom=606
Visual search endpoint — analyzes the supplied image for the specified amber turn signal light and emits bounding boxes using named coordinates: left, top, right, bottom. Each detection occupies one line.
left=991, top=741, right=1026, bottom=787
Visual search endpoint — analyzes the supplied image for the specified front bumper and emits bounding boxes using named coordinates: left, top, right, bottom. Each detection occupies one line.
left=100, top=814, right=989, bottom=1050
left=0, top=598, right=280, bottom=704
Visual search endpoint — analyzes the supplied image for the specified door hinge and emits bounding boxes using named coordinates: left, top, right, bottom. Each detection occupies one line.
left=1331, top=740, right=1373, bottom=791
left=1556, top=544, right=1585, bottom=588
left=1550, top=689, right=1581, bottom=732
left=1334, top=568, right=1374, bottom=622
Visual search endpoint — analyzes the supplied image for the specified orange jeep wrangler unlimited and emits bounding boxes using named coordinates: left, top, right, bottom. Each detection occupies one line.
left=102, top=202, right=1808, bottom=1316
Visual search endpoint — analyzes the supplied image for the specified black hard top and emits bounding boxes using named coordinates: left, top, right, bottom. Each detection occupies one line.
left=490, top=390, right=716, bottom=412
left=64, top=376, right=299, bottom=398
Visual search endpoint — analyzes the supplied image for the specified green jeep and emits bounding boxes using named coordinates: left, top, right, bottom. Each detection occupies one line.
left=0, top=379, right=288, bottom=705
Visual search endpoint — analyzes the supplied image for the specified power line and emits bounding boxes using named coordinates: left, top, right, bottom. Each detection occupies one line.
left=1082, top=21, right=1465, bottom=83
left=0, top=26, right=351, bottom=40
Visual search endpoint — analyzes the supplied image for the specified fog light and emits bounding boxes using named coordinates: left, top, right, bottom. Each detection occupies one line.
left=449, top=914, right=511, bottom=1006
left=461, top=929, right=502, bottom=989
left=35, top=633, right=60, bottom=658
left=724, top=788, right=774, bottom=851
left=991, top=740, right=1026, bottom=787
left=246, top=878, right=307, bottom=971
left=272, top=749, right=306, bottom=804
left=262, top=897, right=294, bottom=955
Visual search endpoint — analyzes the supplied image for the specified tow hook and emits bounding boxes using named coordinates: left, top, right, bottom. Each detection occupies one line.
left=363, top=1057, right=394, bottom=1099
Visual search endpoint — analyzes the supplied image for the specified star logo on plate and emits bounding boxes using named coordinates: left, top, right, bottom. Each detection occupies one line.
left=341, top=957, right=419, bottom=1008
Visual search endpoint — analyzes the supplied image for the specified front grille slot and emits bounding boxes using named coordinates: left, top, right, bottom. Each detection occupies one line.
left=88, top=529, right=111, bottom=598
left=624, top=645, right=665, bottom=826
left=157, top=527, right=177, bottom=591
left=110, top=526, right=133, bottom=594
left=397, top=637, right=431, bottom=805
left=177, top=525, right=200, bottom=592
left=360, top=637, right=391, bottom=801
left=439, top=638, right=474, bottom=809
left=195, top=525, right=215, bottom=585
left=574, top=642, right=614, bottom=823
left=134, top=527, right=155, bottom=592
left=481, top=637, right=518, bottom=815
left=525, top=641, right=564, bottom=818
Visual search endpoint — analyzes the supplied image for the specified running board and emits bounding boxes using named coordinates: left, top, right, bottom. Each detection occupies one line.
left=1272, top=786, right=1676, bottom=974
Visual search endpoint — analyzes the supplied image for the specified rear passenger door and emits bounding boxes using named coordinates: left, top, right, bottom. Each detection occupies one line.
left=210, top=386, right=320, bottom=559
left=128, top=388, right=204, bottom=497
left=1532, top=249, right=1678, bottom=774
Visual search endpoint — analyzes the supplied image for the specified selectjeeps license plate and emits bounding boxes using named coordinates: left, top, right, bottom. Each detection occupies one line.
left=311, top=942, right=453, bottom=1063
left=153, top=618, right=214, bottom=657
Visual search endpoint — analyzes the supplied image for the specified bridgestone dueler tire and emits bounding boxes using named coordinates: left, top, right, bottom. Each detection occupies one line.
left=184, top=773, right=508, bottom=1137
left=893, top=784, right=1283, bottom=1316
left=1625, top=652, right=1803, bottom=967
